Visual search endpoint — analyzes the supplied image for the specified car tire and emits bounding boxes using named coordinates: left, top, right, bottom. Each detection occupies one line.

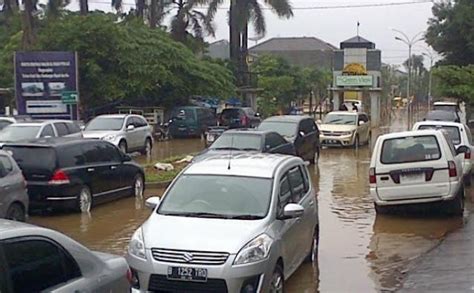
left=5, top=203, right=26, bottom=222
left=374, top=203, right=390, bottom=214
left=141, top=138, right=152, bottom=156
left=464, top=174, right=471, bottom=187
left=270, top=264, right=284, bottom=293
left=132, top=174, right=144, bottom=198
left=77, top=186, right=92, bottom=213
left=447, top=186, right=464, bottom=216
left=305, top=225, right=319, bottom=263
left=119, top=140, right=128, bottom=154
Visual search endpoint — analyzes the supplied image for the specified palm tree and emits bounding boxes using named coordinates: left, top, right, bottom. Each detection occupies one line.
left=21, top=0, right=36, bottom=49
left=112, top=0, right=122, bottom=13
left=79, top=0, right=88, bottom=15
left=149, top=0, right=169, bottom=28
left=169, top=0, right=215, bottom=43
left=41, top=0, right=70, bottom=18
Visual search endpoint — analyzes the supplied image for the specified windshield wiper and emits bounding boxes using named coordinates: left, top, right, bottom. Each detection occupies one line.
left=162, top=212, right=230, bottom=219
left=227, top=214, right=263, bottom=220
left=212, top=147, right=241, bottom=151
left=241, top=148, right=259, bottom=151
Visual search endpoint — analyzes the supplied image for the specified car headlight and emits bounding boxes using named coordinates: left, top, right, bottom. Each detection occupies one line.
left=234, top=234, right=273, bottom=265
left=103, top=134, right=117, bottom=141
left=341, top=131, right=353, bottom=136
left=129, top=228, right=147, bottom=260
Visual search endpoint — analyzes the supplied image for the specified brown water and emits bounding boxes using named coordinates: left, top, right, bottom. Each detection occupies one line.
left=29, top=136, right=472, bottom=292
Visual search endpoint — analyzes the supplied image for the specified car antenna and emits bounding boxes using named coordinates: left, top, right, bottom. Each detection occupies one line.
left=227, top=134, right=234, bottom=170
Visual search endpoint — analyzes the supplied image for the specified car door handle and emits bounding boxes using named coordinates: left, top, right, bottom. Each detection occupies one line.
left=87, top=168, right=95, bottom=172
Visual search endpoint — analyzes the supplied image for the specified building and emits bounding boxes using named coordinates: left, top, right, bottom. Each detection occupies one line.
left=248, top=37, right=336, bottom=69
left=205, top=40, right=230, bottom=60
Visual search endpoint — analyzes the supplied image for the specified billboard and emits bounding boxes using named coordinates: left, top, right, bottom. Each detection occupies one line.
left=15, top=51, right=79, bottom=120
left=336, top=75, right=373, bottom=87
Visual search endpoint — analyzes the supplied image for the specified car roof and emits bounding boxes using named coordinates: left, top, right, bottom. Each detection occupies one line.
left=379, top=129, right=442, bottom=140
left=223, top=129, right=271, bottom=135
left=414, top=121, right=464, bottom=128
left=327, top=111, right=365, bottom=116
left=426, top=110, right=457, bottom=117
left=262, top=115, right=311, bottom=123
left=184, top=153, right=300, bottom=178
left=433, top=101, right=457, bottom=106
left=3, top=137, right=94, bottom=148
left=96, top=114, right=128, bottom=118
left=0, top=219, right=51, bottom=239
left=11, top=120, right=76, bottom=126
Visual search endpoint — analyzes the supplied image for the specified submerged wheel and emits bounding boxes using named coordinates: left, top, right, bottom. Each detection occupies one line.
left=77, top=186, right=92, bottom=213
left=133, top=174, right=144, bottom=198
left=269, top=264, right=284, bottom=293
left=6, top=203, right=26, bottom=222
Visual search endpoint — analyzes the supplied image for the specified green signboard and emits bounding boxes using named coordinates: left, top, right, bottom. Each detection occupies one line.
left=61, top=91, right=78, bottom=104
left=336, top=75, right=373, bottom=87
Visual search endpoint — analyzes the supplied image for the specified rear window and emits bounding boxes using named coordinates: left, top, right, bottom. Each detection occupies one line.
left=418, top=125, right=461, bottom=145
left=433, top=105, right=458, bottom=112
left=221, top=109, right=241, bottom=119
left=381, top=135, right=441, bottom=164
left=3, top=146, right=56, bottom=171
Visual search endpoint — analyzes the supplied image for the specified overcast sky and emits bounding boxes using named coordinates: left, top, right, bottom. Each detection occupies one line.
left=83, top=0, right=436, bottom=67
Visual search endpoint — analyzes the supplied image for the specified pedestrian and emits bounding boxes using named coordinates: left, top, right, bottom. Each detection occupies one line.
left=352, top=102, right=358, bottom=112
left=339, top=103, right=348, bottom=111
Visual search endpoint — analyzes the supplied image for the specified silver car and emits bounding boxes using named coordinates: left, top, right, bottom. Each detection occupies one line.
left=0, top=219, right=131, bottom=292
left=83, top=114, right=153, bottom=154
left=0, top=120, right=83, bottom=143
left=0, top=150, right=28, bottom=221
left=127, top=154, right=319, bottom=292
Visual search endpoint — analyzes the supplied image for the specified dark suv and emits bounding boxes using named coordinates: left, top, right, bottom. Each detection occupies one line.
left=3, top=138, right=145, bottom=213
left=219, top=107, right=261, bottom=129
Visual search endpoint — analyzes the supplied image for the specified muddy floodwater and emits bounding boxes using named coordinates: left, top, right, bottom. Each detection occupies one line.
left=29, top=137, right=473, bottom=292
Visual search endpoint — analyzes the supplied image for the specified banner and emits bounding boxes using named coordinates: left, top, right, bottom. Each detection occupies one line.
left=336, top=75, right=373, bottom=87
left=15, top=51, right=79, bottom=120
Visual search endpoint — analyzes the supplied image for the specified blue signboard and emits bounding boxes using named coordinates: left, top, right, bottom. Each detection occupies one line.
left=14, top=51, right=79, bottom=120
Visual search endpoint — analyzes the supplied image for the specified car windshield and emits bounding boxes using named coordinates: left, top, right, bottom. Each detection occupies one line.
left=258, top=121, right=296, bottom=137
left=418, top=125, right=461, bottom=145
left=158, top=175, right=272, bottom=219
left=85, top=117, right=124, bottom=131
left=425, top=111, right=457, bottom=121
left=323, top=114, right=357, bottom=125
left=0, top=125, right=40, bottom=141
left=433, top=105, right=458, bottom=112
left=381, top=135, right=441, bottom=164
left=210, top=133, right=262, bottom=151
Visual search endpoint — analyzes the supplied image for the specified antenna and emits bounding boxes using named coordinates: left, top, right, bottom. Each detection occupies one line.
left=227, top=134, right=234, bottom=170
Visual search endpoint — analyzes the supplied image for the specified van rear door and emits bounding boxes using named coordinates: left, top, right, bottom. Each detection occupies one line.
left=375, top=135, right=450, bottom=201
left=3, top=145, right=56, bottom=182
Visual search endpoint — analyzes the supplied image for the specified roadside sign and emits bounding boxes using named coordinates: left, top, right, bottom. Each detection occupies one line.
left=336, top=75, right=373, bottom=87
left=61, top=91, right=78, bottom=104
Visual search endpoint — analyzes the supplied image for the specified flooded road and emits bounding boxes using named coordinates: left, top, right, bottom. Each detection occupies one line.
left=29, top=137, right=473, bottom=292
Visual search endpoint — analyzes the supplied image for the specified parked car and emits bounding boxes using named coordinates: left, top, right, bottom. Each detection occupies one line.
left=219, top=107, right=261, bottom=129
left=369, top=130, right=466, bottom=215
left=433, top=101, right=465, bottom=124
left=0, top=120, right=82, bottom=144
left=195, top=129, right=296, bottom=161
left=168, top=106, right=217, bottom=138
left=0, top=150, right=28, bottom=221
left=0, top=117, right=16, bottom=131
left=319, top=111, right=370, bottom=148
left=258, top=115, right=320, bottom=163
left=83, top=114, right=153, bottom=155
left=3, top=138, right=145, bottom=213
left=0, top=219, right=131, bottom=292
left=126, top=154, right=319, bottom=292
left=413, top=121, right=474, bottom=186
left=424, top=110, right=460, bottom=123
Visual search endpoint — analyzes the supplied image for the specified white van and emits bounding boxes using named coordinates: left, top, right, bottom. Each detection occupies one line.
left=369, top=130, right=466, bottom=215
left=413, top=121, right=473, bottom=185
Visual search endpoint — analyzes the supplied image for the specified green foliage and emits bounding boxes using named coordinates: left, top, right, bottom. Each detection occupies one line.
left=426, top=0, right=474, bottom=66
left=433, top=65, right=474, bottom=101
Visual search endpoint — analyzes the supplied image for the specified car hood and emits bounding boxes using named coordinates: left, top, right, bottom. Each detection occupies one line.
left=83, top=130, right=120, bottom=139
left=142, top=214, right=267, bottom=254
left=319, top=124, right=356, bottom=132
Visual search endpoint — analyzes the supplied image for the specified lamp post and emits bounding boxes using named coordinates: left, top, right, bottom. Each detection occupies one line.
left=422, top=50, right=435, bottom=112
left=392, top=29, right=424, bottom=129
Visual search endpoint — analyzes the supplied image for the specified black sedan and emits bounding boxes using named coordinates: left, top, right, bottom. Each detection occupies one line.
left=194, top=129, right=296, bottom=162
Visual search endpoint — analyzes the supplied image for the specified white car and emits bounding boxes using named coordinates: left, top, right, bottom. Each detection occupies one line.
left=126, top=154, right=319, bottom=292
left=319, top=111, right=370, bottom=147
left=432, top=101, right=465, bottom=124
left=0, top=120, right=82, bottom=143
left=369, top=130, right=466, bottom=215
left=413, top=121, right=473, bottom=186
left=83, top=114, right=153, bottom=154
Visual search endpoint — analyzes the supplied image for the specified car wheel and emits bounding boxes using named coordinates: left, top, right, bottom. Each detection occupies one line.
left=77, top=186, right=92, bottom=213
left=142, top=138, right=152, bottom=156
left=270, top=264, right=284, bottom=293
left=447, top=186, right=464, bottom=216
left=133, top=174, right=144, bottom=198
left=6, top=203, right=25, bottom=222
left=353, top=135, right=360, bottom=149
left=119, top=140, right=128, bottom=154
left=305, top=225, right=319, bottom=263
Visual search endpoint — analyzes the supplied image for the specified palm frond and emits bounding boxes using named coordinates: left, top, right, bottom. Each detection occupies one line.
left=205, top=0, right=223, bottom=23
left=193, top=9, right=215, bottom=36
left=249, top=0, right=265, bottom=35
left=264, top=0, right=293, bottom=18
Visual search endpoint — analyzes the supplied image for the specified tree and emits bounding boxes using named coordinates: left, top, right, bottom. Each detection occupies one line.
left=433, top=65, right=474, bottom=101
left=425, top=0, right=474, bottom=66
left=169, top=0, right=215, bottom=43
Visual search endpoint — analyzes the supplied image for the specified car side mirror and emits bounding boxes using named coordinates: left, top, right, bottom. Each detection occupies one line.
left=127, top=125, right=135, bottom=131
left=122, top=154, right=132, bottom=162
left=299, top=131, right=305, bottom=137
left=281, top=203, right=304, bottom=219
left=359, top=121, right=365, bottom=125
left=80, top=125, right=85, bottom=130
left=456, top=145, right=469, bottom=155
left=145, top=197, right=161, bottom=209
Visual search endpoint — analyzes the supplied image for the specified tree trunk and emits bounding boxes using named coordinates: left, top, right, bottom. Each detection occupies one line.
left=241, top=22, right=249, bottom=86
left=149, top=0, right=157, bottom=28
left=79, top=0, right=88, bottom=15
left=229, top=0, right=241, bottom=80
left=21, top=0, right=36, bottom=50
left=136, top=0, right=144, bottom=18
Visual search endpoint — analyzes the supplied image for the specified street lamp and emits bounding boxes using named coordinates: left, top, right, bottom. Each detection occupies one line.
left=422, top=49, right=436, bottom=112
left=392, top=29, right=425, bottom=129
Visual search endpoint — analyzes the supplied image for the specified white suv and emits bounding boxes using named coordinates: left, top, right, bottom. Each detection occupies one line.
left=370, top=130, right=466, bottom=215
left=126, top=154, right=319, bottom=292
left=413, top=121, right=473, bottom=186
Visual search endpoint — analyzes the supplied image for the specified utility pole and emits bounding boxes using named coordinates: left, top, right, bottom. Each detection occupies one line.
left=422, top=50, right=435, bottom=112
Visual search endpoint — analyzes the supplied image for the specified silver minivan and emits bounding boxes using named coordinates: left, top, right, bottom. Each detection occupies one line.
left=126, top=154, right=319, bottom=292
left=0, top=150, right=28, bottom=221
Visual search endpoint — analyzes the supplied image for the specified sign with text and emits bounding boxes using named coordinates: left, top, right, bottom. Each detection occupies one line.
left=336, top=75, right=373, bottom=87
left=15, top=51, right=79, bottom=120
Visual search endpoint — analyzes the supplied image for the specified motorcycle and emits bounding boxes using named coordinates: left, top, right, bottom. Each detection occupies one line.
left=155, top=122, right=170, bottom=141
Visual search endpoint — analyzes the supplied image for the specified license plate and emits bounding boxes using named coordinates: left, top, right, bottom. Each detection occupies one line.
left=401, top=173, right=424, bottom=183
left=167, top=266, right=208, bottom=282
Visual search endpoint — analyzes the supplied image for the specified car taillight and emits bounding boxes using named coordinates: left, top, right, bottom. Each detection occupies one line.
left=48, top=169, right=70, bottom=185
left=465, top=149, right=471, bottom=159
left=369, top=167, right=376, bottom=184
left=448, top=161, right=457, bottom=177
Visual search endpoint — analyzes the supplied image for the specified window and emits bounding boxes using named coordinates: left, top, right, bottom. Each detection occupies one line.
left=2, top=238, right=81, bottom=292
left=259, top=121, right=297, bottom=138
left=0, top=155, right=13, bottom=178
left=360, top=114, right=369, bottom=123
left=85, top=117, right=124, bottom=131
left=65, top=122, right=81, bottom=134
left=3, top=146, right=56, bottom=172
left=278, top=175, right=292, bottom=215
left=266, top=133, right=287, bottom=149
left=288, top=166, right=306, bottom=203
left=135, top=117, right=148, bottom=128
left=323, top=114, right=356, bottom=125
left=40, top=124, right=55, bottom=137
left=81, top=142, right=103, bottom=164
left=300, top=119, right=316, bottom=134
left=54, top=123, right=69, bottom=137
left=418, top=125, right=461, bottom=145
left=100, top=142, right=122, bottom=162
left=466, top=127, right=473, bottom=145
left=0, top=120, right=12, bottom=130
left=211, top=133, right=262, bottom=151
left=301, top=166, right=310, bottom=193
left=58, top=145, right=86, bottom=168
left=126, top=117, right=136, bottom=127
left=381, top=135, right=441, bottom=164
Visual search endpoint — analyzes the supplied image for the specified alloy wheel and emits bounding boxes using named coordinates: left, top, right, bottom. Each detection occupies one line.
left=270, top=268, right=284, bottom=293
left=134, top=175, right=144, bottom=198
left=6, top=204, right=25, bottom=222
left=79, top=187, right=92, bottom=213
